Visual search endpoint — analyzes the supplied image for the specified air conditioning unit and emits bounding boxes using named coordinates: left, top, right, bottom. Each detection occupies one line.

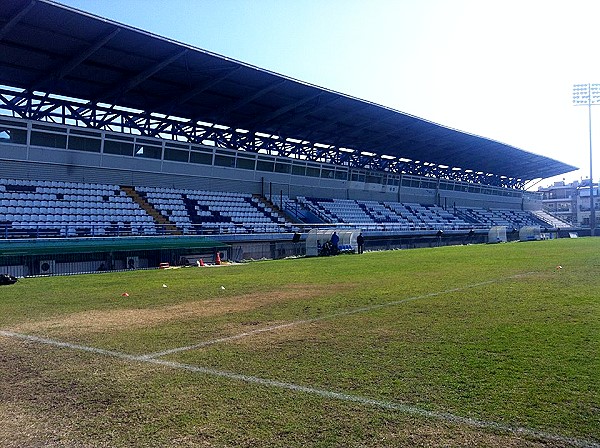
left=126, top=256, right=139, bottom=269
left=39, top=260, right=55, bottom=275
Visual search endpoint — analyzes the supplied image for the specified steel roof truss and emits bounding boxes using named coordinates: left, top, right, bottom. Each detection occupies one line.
left=95, top=48, right=188, bottom=103
left=213, top=78, right=286, bottom=119
left=273, top=95, right=341, bottom=134
left=28, top=27, right=121, bottom=92
left=0, top=86, right=535, bottom=189
left=0, top=0, right=36, bottom=42
left=156, top=65, right=241, bottom=113
left=246, top=92, right=323, bottom=129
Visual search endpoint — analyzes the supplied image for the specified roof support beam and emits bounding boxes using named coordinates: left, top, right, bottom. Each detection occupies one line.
left=29, top=27, right=121, bottom=91
left=95, top=48, right=188, bottom=102
left=0, top=87, right=535, bottom=187
left=273, top=95, right=341, bottom=134
left=0, top=0, right=36, bottom=41
left=303, top=104, right=371, bottom=136
left=213, top=79, right=286, bottom=120
left=158, top=65, right=242, bottom=113
left=339, top=123, right=409, bottom=150
left=245, top=92, right=323, bottom=130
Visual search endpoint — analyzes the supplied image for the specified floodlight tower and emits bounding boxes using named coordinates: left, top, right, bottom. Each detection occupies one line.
left=572, top=83, right=600, bottom=236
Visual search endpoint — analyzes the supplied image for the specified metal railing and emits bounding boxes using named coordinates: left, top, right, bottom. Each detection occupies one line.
left=0, top=221, right=490, bottom=240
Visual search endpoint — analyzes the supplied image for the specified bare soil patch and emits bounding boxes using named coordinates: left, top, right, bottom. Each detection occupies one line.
left=0, top=337, right=574, bottom=448
left=10, top=283, right=348, bottom=336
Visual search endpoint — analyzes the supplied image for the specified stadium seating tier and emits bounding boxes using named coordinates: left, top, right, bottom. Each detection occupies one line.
left=0, top=179, right=555, bottom=238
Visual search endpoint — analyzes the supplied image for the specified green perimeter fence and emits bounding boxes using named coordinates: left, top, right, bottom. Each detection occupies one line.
left=0, top=236, right=228, bottom=277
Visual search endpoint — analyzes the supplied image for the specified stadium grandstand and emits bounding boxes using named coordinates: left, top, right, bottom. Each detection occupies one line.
left=0, top=0, right=578, bottom=276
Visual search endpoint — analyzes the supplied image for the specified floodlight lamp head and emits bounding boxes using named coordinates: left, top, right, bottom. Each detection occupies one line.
left=573, top=83, right=600, bottom=105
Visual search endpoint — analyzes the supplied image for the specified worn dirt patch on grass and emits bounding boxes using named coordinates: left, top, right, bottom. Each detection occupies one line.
left=0, top=403, right=84, bottom=448
left=10, top=283, right=349, bottom=336
left=216, top=307, right=426, bottom=351
left=0, top=338, right=162, bottom=447
left=0, top=339, right=78, bottom=447
left=0, top=337, right=578, bottom=448
left=380, top=422, right=564, bottom=448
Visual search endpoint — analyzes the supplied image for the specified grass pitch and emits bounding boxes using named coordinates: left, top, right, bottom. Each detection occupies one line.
left=0, top=238, right=598, bottom=447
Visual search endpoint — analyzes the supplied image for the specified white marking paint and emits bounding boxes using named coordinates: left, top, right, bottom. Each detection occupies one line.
left=0, top=328, right=597, bottom=448
left=143, top=273, right=534, bottom=359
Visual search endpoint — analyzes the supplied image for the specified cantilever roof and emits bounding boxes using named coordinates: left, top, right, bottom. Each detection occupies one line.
left=0, top=0, right=577, bottom=181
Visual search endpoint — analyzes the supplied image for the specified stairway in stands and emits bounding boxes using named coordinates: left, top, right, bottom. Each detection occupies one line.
left=253, top=194, right=295, bottom=227
left=531, top=210, right=573, bottom=229
left=120, top=186, right=181, bottom=235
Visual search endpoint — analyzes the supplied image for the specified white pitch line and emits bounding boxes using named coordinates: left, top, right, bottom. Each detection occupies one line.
left=143, top=273, right=535, bottom=359
left=0, top=329, right=597, bottom=448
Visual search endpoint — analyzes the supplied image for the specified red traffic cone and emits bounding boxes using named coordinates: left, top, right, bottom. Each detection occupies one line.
left=215, top=252, right=221, bottom=265
left=198, top=258, right=205, bottom=267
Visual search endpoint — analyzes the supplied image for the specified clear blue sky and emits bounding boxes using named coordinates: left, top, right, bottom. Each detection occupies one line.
left=55, top=0, right=600, bottom=188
